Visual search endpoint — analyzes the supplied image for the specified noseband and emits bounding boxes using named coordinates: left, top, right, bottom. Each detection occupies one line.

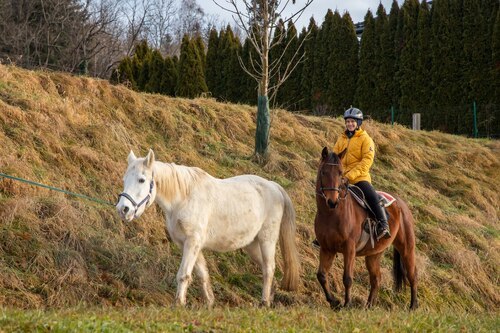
left=118, top=173, right=155, bottom=219
left=316, top=162, right=348, bottom=204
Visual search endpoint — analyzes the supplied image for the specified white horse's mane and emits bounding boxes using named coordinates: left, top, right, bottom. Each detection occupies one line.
left=153, top=162, right=209, bottom=202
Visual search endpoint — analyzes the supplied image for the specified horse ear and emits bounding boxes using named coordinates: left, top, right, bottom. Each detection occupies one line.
left=321, top=147, right=329, bottom=160
left=144, top=149, right=155, bottom=169
left=127, top=150, right=137, bottom=164
left=338, top=148, right=347, bottom=161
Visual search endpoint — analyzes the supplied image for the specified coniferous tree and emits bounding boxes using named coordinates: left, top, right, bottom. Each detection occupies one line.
left=138, top=57, right=151, bottom=91
left=373, top=3, right=393, bottom=121
left=483, top=0, right=499, bottom=103
left=144, top=49, right=164, bottom=93
left=340, top=13, right=359, bottom=113
left=314, top=10, right=336, bottom=113
left=398, top=0, right=420, bottom=122
left=300, top=18, right=319, bottom=111
left=278, top=21, right=300, bottom=109
left=431, top=0, right=465, bottom=133
left=388, top=0, right=401, bottom=108
left=205, top=29, right=220, bottom=98
left=132, top=41, right=153, bottom=91
left=193, top=34, right=206, bottom=74
left=176, top=34, right=208, bottom=98
left=286, top=26, right=307, bottom=111
left=326, top=11, right=358, bottom=115
left=110, top=57, right=136, bottom=89
left=160, top=56, right=178, bottom=96
left=492, top=9, right=500, bottom=134
left=240, top=37, right=258, bottom=105
left=463, top=0, right=497, bottom=135
left=416, top=0, right=432, bottom=128
left=269, top=20, right=286, bottom=106
left=325, top=10, right=345, bottom=115
left=217, top=26, right=230, bottom=101
left=224, top=26, right=244, bottom=103
left=355, top=10, right=377, bottom=115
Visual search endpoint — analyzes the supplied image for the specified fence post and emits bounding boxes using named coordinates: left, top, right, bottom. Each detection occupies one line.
left=412, top=113, right=421, bottom=130
left=391, top=106, right=394, bottom=126
left=473, top=101, right=478, bottom=138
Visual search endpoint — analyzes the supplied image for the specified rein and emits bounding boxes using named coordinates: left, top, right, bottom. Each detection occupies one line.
left=117, top=173, right=155, bottom=219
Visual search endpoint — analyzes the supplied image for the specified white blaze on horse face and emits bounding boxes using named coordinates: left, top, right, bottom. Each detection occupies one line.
left=116, top=158, right=156, bottom=222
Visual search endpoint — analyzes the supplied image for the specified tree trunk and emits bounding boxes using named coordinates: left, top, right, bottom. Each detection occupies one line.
left=255, top=95, right=270, bottom=156
left=255, top=2, right=270, bottom=157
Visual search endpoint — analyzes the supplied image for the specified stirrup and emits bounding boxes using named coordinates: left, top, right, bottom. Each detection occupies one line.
left=312, top=239, right=320, bottom=249
left=376, top=226, right=391, bottom=241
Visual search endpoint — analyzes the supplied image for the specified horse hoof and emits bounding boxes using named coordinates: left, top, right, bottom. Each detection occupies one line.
left=329, top=300, right=341, bottom=310
left=260, top=300, right=271, bottom=307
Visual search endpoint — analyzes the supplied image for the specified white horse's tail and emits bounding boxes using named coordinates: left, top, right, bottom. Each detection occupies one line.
left=277, top=185, right=300, bottom=291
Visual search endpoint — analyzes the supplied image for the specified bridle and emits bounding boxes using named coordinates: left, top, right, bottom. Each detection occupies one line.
left=316, top=162, right=348, bottom=205
left=117, top=173, right=155, bottom=219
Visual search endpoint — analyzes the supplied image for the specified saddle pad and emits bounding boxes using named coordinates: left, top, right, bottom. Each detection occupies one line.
left=377, top=191, right=396, bottom=207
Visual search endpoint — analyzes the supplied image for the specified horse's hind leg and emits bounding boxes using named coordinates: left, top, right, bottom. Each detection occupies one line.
left=401, top=248, right=418, bottom=310
left=194, top=252, right=215, bottom=308
left=317, top=249, right=341, bottom=309
left=259, top=240, right=277, bottom=307
left=365, top=252, right=383, bottom=308
left=244, top=238, right=263, bottom=267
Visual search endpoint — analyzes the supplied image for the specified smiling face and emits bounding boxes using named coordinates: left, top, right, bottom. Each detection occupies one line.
left=116, top=150, right=156, bottom=222
left=345, top=118, right=357, bottom=132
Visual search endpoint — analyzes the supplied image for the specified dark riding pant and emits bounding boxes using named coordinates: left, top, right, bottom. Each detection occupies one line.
left=354, top=181, right=385, bottom=221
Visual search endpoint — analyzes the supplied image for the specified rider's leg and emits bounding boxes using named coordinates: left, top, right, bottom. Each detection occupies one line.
left=355, top=181, right=390, bottom=240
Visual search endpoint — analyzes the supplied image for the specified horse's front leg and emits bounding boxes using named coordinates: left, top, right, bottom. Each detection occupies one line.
left=317, top=249, right=341, bottom=309
left=175, top=236, right=202, bottom=306
left=259, top=240, right=277, bottom=307
left=194, top=252, right=215, bottom=308
left=343, top=241, right=356, bottom=307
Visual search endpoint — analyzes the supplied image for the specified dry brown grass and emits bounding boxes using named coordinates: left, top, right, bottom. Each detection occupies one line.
left=0, top=64, right=498, bottom=311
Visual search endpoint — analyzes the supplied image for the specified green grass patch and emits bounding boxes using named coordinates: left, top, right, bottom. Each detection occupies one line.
left=0, top=307, right=498, bottom=332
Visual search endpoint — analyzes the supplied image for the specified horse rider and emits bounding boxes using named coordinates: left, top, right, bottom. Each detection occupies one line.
left=313, top=107, right=390, bottom=247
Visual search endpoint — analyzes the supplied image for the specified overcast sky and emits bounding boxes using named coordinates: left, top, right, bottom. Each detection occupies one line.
left=201, top=1, right=404, bottom=29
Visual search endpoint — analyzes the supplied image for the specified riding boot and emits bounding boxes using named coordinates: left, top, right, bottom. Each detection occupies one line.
left=376, top=207, right=391, bottom=240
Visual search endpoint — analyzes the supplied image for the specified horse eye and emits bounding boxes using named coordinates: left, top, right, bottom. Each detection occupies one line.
left=139, top=178, right=145, bottom=183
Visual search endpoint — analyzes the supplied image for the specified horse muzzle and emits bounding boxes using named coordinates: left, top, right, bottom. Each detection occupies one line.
left=116, top=202, right=135, bottom=222
left=327, top=198, right=338, bottom=209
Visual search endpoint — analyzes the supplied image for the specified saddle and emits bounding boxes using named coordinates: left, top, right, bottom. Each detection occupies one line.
left=348, top=185, right=396, bottom=209
left=347, top=185, right=396, bottom=252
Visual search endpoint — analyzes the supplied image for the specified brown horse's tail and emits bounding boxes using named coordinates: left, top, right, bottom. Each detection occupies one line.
left=277, top=185, right=300, bottom=291
left=393, top=248, right=405, bottom=292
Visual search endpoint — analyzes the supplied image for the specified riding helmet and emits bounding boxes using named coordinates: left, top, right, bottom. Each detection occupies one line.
left=343, top=107, right=363, bottom=120
left=343, top=107, right=363, bottom=127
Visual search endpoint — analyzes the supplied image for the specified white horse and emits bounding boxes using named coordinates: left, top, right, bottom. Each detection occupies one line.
left=116, top=149, right=300, bottom=306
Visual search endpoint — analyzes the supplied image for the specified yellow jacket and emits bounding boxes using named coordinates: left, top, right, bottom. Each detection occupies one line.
left=333, top=128, right=374, bottom=184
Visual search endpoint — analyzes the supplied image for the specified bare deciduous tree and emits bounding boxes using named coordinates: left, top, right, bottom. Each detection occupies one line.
left=213, top=0, right=313, bottom=157
left=144, top=0, right=176, bottom=54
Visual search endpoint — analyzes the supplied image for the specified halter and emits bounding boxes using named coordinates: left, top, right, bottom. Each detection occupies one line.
left=117, top=173, right=155, bottom=219
left=316, top=162, right=348, bottom=204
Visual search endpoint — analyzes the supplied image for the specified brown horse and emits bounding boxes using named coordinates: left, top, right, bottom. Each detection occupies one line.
left=314, top=147, right=418, bottom=310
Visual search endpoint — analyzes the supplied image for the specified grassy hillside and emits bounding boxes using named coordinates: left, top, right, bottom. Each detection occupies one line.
left=0, top=64, right=498, bottom=317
